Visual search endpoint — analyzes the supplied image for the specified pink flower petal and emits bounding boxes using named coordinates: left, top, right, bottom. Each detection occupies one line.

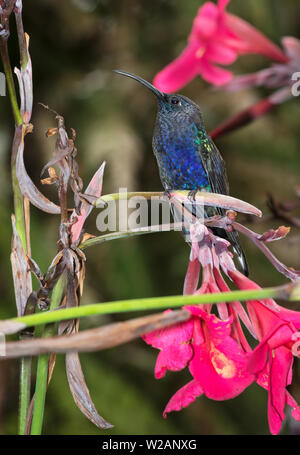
left=187, top=309, right=254, bottom=400
left=142, top=310, right=193, bottom=349
left=143, top=310, right=194, bottom=377
left=258, top=369, right=300, bottom=429
left=218, top=0, right=231, bottom=13
left=155, top=343, right=193, bottom=379
left=275, top=306, right=300, bottom=330
left=207, top=41, right=238, bottom=64
left=268, top=347, right=293, bottom=434
left=282, top=36, right=300, bottom=61
left=153, top=42, right=200, bottom=93
left=225, top=13, right=288, bottom=63
left=247, top=342, right=269, bottom=375
left=197, top=59, right=233, bottom=85
left=191, top=3, right=219, bottom=40
left=163, top=380, right=203, bottom=417
left=286, top=391, right=300, bottom=421
left=183, top=258, right=200, bottom=295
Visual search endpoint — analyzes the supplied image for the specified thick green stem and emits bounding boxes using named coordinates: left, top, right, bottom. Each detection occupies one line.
left=15, top=8, right=28, bottom=70
left=6, top=284, right=292, bottom=331
left=12, top=162, right=26, bottom=247
left=18, top=356, right=32, bottom=434
left=0, top=37, right=22, bottom=126
left=29, top=277, right=65, bottom=435
left=79, top=226, right=172, bottom=250
left=29, top=353, right=49, bottom=435
left=0, top=28, right=32, bottom=435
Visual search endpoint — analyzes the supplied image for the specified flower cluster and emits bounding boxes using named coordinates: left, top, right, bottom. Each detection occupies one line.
left=153, top=0, right=288, bottom=91
left=143, top=223, right=300, bottom=434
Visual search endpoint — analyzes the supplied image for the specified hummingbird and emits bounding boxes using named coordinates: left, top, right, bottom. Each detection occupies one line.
left=114, top=70, right=248, bottom=276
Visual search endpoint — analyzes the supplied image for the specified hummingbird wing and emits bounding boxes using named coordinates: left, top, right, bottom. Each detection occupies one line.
left=196, top=132, right=229, bottom=198
left=196, top=131, right=249, bottom=276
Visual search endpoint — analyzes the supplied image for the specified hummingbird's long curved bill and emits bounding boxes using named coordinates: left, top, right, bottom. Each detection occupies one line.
left=113, top=70, right=166, bottom=101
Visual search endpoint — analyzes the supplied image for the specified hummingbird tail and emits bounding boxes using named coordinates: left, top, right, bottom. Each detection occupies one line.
left=232, top=242, right=249, bottom=277
left=212, top=227, right=249, bottom=277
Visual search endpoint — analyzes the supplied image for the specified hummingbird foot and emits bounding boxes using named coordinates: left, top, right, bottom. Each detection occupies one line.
left=187, top=189, right=198, bottom=202
left=162, top=189, right=173, bottom=201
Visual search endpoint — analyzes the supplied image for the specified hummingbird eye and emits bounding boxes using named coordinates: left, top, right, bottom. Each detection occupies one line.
left=170, top=97, right=180, bottom=105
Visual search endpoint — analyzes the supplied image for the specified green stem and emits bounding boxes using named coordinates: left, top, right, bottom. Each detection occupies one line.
left=18, top=356, right=32, bottom=434
left=0, top=37, right=22, bottom=126
left=15, top=7, right=29, bottom=70
left=12, top=161, right=26, bottom=248
left=8, top=284, right=290, bottom=331
left=96, top=191, right=164, bottom=206
left=30, top=277, right=65, bottom=435
left=30, top=354, right=49, bottom=435
left=0, top=30, right=32, bottom=435
left=79, top=226, right=171, bottom=250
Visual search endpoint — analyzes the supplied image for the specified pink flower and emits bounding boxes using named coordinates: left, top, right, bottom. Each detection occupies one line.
left=153, top=0, right=287, bottom=91
left=143, top=221, right=300, bottom=434
left=143, top=224, right=254, bottom=418
left=143, top=303, right=254, bottom=416
left=229, top=269, right=300, bottom=434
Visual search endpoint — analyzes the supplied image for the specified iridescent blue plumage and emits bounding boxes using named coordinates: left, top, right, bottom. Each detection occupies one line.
left=114, top=70, right=248, bottom=276
left=153, top=119, right=210, bottom=190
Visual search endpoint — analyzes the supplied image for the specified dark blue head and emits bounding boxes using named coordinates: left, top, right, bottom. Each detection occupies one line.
left=114, top=70, right=203, bottom=125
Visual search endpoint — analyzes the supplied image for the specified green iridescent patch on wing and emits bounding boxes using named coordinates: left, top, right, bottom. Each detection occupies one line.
left=193, top=124, right=212, bottom=153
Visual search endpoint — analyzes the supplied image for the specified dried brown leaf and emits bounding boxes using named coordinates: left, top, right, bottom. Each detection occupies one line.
left=10, top=215, right=32, bottom=316
left=233, top=221, right=300, bottom=280
left=258, top=226, right=291, bottom=242
left=41, top=167, right=59, bottom=185
left=1, top=310, right=190, bottom=354
left=15, top=125, right=61, bottom=214
left=66, top=351, right=113, bottom=429
left=14, top=33, right=33, bottom=123
left=70, top=162, right=106, bottom=243
left=0, top=320, right=26, bottom=335
left=81, top=233, right=95, bottom=243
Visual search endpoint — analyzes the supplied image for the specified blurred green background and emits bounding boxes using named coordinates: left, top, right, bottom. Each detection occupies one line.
left=0, top=0, right=300, bottom=435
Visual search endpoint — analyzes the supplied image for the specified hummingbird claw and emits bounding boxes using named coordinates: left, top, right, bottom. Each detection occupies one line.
left=163, top=190, right=173, bottom=200
left=187, top=189, right=198, bottom=202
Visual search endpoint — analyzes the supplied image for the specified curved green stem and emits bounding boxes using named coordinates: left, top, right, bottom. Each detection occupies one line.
left=79, top=226, right=173, bottom=250
left=0, top=37, right=22, bottom=126
left=0, top=27, right=32, bottom=436
left=18, top=356, right=32, bottom=434
left=4, top=283, right=293, bottom=333
left=30, top=354, right=49, bottom=435
left=30, top=277, right=65, bottom=435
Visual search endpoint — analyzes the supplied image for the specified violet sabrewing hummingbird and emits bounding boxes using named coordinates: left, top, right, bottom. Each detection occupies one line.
left=114, top=70, right=248, bottom=276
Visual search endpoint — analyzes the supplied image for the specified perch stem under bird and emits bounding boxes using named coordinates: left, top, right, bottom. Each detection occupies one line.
left=114, top=70, right=249, bottom=276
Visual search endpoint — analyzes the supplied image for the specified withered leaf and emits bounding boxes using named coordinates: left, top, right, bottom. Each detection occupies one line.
left=258, top=226, right=291, bottom=242
left=10, top=215, right=32, bottom=316
left=66, top=351, right=113, bottom=429
left=14, top=34, right=33, bottom=123
left=1, top=310, right=190, bottom=353
left=15, top=125, right=61, bottom=214
left=70, top=162, right=106, bottom=243
left=41, top=167, right=59, bottom=186
left=233, top=221, right=300, bottom=280
left=0, top=320, right=26, bottom=335
left=40, top=144, right=72, bottom=178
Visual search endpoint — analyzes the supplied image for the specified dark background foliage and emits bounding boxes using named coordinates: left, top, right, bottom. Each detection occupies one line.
left=0, top=0, right=300, bottom=434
